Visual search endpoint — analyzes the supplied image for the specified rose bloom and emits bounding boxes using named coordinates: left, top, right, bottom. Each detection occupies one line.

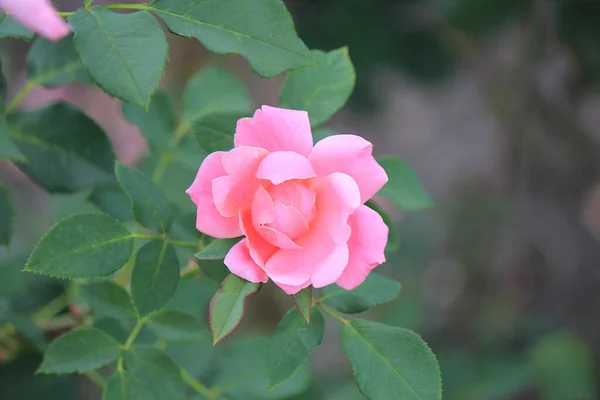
left=187, top=106, right=389, bottom=295
left=0, top=0, right=70, bottom=41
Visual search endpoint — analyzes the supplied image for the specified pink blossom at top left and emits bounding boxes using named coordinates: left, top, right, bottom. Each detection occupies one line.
left=0, top=0, right=70, bottom=41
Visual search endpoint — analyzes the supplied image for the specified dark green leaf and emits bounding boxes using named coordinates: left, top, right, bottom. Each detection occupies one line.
left=8, top=103, right=115, bottom=193
left=292, top=287, right=312, bottom=324
left=25, top=213, right=134, bottom=278
left=123, top=346, right=186, bottom=400
left=0, top=184, right=13, bottom=247
left=93, top=318, right=130, bottom=344
left=0, top=300, right=46, bottom=351
left=103, top=371, right=157, bottom=400
left=195, top=238, right=240, bottom=260
left=209, top=275, right=260, bottom=343
left=280, top=48, right=355, bottom=127
left=164, top=278, right=218, bottom=319
left=68, top=7, right=168, bottom=107
left=0, top=114, right=23, bottom=161
left=39, top=328, right=121, bottom=374
left=321, top=273, right=401, bottom=314
left=193, top=111, right=247, bottom=153
left=148, top=310, right=207, bottom=341
left=79, top=281, right=135, bottom=320
left=116, top=163, right=173, bottom=233
left=131, top=241, right=179, bottom=318
left=197, top=260, right=230, bottom=284
left=88, top=184, right=134, bottom=222
left=0, top=13, right=33, bottom=40
left=165, top=337, right=215, bottom=378
left=122, top=90, right=175, bottom=149
left=27, top=35, right=90, bottom=88
left=378, top=157, right=433, bottom=212
left=267, top=308, right=324, bottom=388
left=366, top=200, right=399, bottom=252
left=312, top=127, right=336, bottom=143
left=149, top=0, right=313, bottom=77
left=342, top=320, right=442, bottom=400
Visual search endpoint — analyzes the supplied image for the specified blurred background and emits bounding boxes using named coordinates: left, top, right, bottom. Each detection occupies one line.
left=2, top=0, right=600, bottom=399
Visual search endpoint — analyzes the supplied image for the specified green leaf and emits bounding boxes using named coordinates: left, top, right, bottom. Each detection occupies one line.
left=193, top=111, right=246, bottom=153
left=280, top=48, right=355, bottom=127
left=79, top=281, right=135, bottom=320
left=39, top=328, right=121, bottom=374
left=195, top=238, right=240, bottom=260
left=0, top=184, right=14, bottom=247
left=0, top=115, right=23, bottom=161
left=342, top=320, right=442, bottom=400
left=8, top=103, right=115, bottom=193
left=0, top=13, right=33, bottom=40
left=366, top=200, right=399, bottom=252
left=164, top=278, right=218, bottom=319
left=197, top=260, right=230, bottom=284
left=321, top=273, right=401, bottom=314
left=149, top=0, right=313, bottom=77
left=148, top=310, right=207, bottom=341
left=378, top=157, right=433, bottom=212
left=88, top=184, right=134, bottom=222
left=182, top=67, right=252, bottom=129
left=292, top=287, right=312, bottom=324
left=267, top=308, right=324, bottom=388
left=209, top=274, right=260, bottom=344
left=115, top=163, right=173, bottom=233
left=25, top=213, right=134, bottom=278
left=123, top=346, right=186, bottom=400
left=122, top=90, right=175, bottom=149
left=27, top=36, right=90, bottom=88
left=68, top=7, right=168, bottom=107
left=0, top=300, right=46, bottom=351
left=103, top=371, right=157, bottom=400
left=312, top=127, right=336, bottom=143
left=131, top=241, right=179, bottom=318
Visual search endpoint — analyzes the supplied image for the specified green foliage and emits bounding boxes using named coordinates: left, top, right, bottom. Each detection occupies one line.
left=88, top=184, right=134, bottom=222
left=195, top=238, right=240, bottom=260
left=149, top=0, right=314, bottom=77
left=293, top=287, right=312, bottom=324
left=209, top=275, right=260, bottom=343
left=321, top=273, right=401, bottom=314
left=39, top=328, right=121, bottom=374
left=8, top=103, right=115, bottom=193
left=103, top=370, right=157, bottom=400
left=0, top=13, right=33, bottom=40
left=68, top=7, right=168, bottom=107
left=25, top=213, right=134, bottom=278
left=131, top=241, right=180, bottom=317
left=365, top=200, right=399, bottom=251
left=122, top=90, right=175, bottom=149
left=0, top=183, right=13, bottom=247
left=280, top=48, right=355, bottom=127
left=267, top=308, right=324, bottom=388
left=378, top=157, right=433, bottom=212
left=27, top=36, right=90, bottom=88
left=148, top=310, right=207, bottom=341
left=0, top=114, right=23, bottom=161
left=193, top=111, right=247, bottom=153
left=342, top=320, right=442, bottom=400
left=79, top=281, right=136, bottom=320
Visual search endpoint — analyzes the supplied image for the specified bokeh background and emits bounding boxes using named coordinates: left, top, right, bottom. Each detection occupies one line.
left=2, top=0, right=600, bottom=399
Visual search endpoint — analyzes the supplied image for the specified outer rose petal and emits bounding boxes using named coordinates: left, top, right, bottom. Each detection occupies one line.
left=256, top=151, right=315, bottom=184
left=336, top=205, right=388, bottom=290
left=224, top=239, right=268, bottom=283
left=273, top=278, right=311, bottom=296
left=234, top=106, right=313, bottom=157
left=0, top=0, right=70, bottom=41
left=186, top=152, right=242, bottom=238
left=309, top=134, right=388, bottom=203
left=240, top=209, right=277, bottom=267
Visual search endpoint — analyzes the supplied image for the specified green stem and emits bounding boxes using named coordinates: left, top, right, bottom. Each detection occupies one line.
left=104, top=3, right=150, bottom=11
left=152, top=122, right=190, bottom=183
left=180, top=266, right=200, bottom=280
left=6, top=81, right=36, bottom=113
left=180, top=368, right=220, bottom=399
left=123, top=319, right=145, bottom=350
left=32, top=294, right=68, bottom=324
left=83, top=370, right=106, bottom=389
left=318, top=304, right=349, bottom=325
left=57, top=11, right=74, bottom=17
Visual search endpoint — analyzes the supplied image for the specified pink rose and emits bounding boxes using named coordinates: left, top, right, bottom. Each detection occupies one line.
left=187, top=106, right=389, bottom=295
left=0, top=0, right=70, bottom=41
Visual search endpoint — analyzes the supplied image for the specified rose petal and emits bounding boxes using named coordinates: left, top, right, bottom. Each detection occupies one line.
left=269, top=203, right=309, bottom=240
left=186, top=152, right=242, bottom=238
left=268, top=181, right=316, bottom=223
left=309, top=134, right=388, bottom=203
left=234, top=106, right=313, bottom=157
left=336, top=205, right=388, bottom=290
left=240, top=209, right=277, bottom=267
left=317, top=172, right=361, bottom=244
left=0, top=0, right=70, bottom=41
left=251, top=185, right=276, bottom=226
left=256, top=151, right=315, bottom=184
left=272, top=277, right=311, bottom=296
left=224, top=239, right=269, bottom=283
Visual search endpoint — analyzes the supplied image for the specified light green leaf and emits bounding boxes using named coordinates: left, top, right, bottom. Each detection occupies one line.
left=149, top=0, right=313, bottom=77
left=115, top=163, right=173, bottom=233
left=88, top=184, right=134, bottom=222
left=27, top=35, right=90, bottom=88
left=0, top=184, right=13, bottom=247
left=378, top=157, right=433, bottom=212
left=8, top=103, right=115, bottom=193
left=195, top=238, right=240, bottom=260
left=182, top=67, right=252, bottom=129
left=131, top=241, right=179, bottom=318
left=209, top=274, right=260, bottom=343
left=366, top=200, right=399, bottom=252
left=148, top=310, right=207, bottom=341
left=103, top=371, right=157, bottom=400
left=39, top=327, right=121, bottom=374
left=123, top=346, right=186, bottom=400
left=321, top=273, right=401, bottom=314
left=68, top=7, right=168, bottom=107
left=342, top=320, right=442, bottom=400
left=25, top=213, right=134, bottom=278
left=193, top=111, right=246, bottom=153
left=280, top=48, right=355, bottom=127
left=79, top=281, right=135, bottom=320
left=292, top=287, right=312, bottom=324
left=122, top=90, right=175, bottom=149
left=0, top=13, right=33, bottom=40
left=267, top=308, right=324, bottom=388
